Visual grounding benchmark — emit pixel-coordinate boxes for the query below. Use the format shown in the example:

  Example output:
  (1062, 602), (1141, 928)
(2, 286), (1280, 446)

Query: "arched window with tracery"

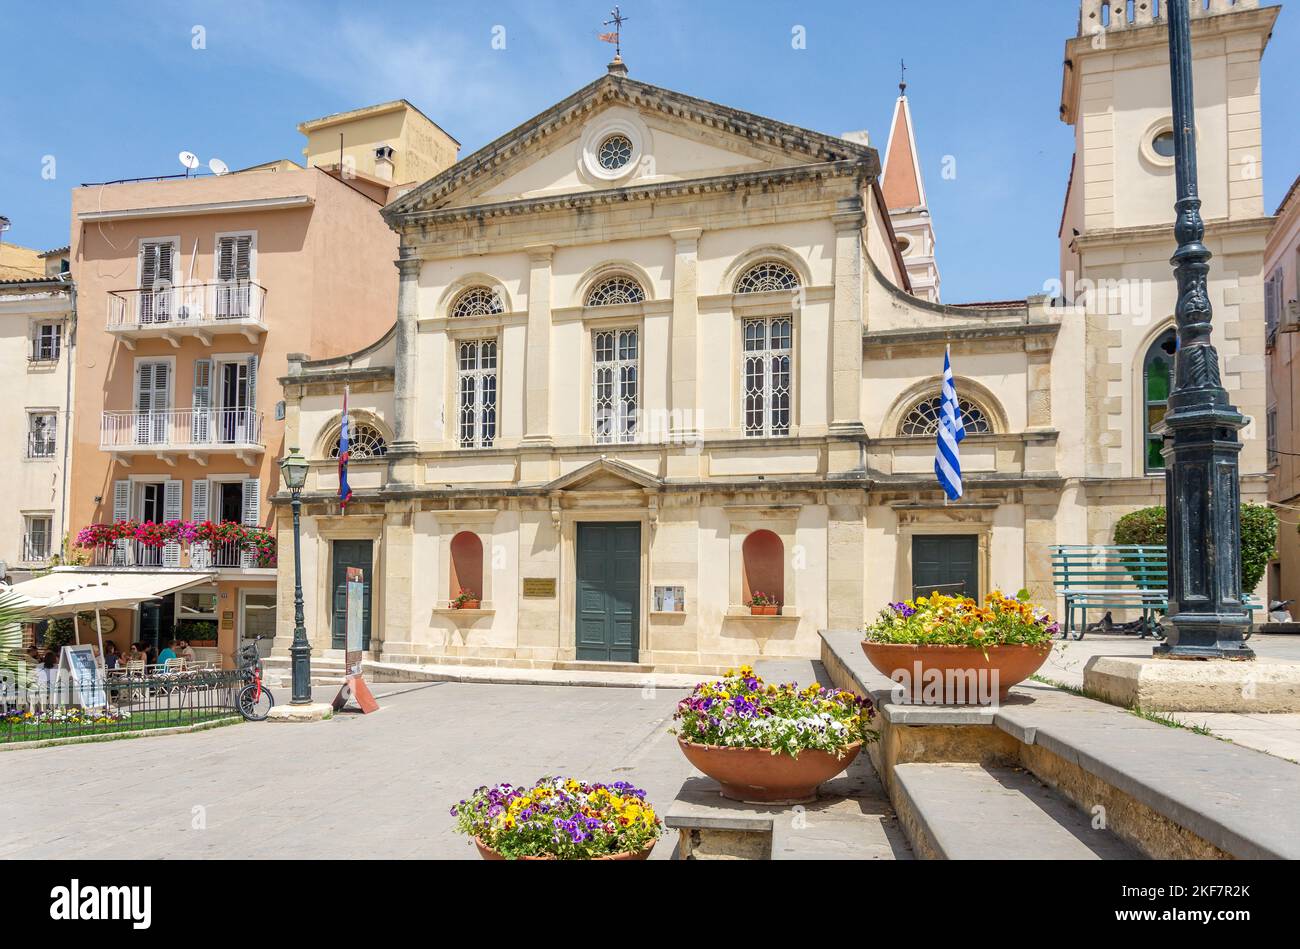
(734, 260), (800, 294)
(742, 529), (784, 607)
(329, 421), (389, 459)
(449, 531), (484, 604)
(450, 285), (505, 318)
(1143, 328), (1177, 473)
(897, 394), (993, 438)
(585, 276), (645, 307)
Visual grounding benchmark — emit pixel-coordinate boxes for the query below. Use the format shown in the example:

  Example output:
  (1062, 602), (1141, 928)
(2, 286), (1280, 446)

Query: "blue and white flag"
(338, 386), (353, 512)
(934, 346), (965, 501)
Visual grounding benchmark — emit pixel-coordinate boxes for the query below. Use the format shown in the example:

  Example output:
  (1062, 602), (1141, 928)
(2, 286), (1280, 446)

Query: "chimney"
(373, 144), (395, 182)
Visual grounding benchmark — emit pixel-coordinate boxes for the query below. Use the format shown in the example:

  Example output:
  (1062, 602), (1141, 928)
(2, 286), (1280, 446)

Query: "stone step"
(665, 755), (912, 860)
(892, 763), (1141, 860)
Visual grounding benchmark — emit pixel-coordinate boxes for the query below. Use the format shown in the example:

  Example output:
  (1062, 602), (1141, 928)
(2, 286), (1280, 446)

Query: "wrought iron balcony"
(87, 538), (249, 570)
(99, 408), (264, 460)
(106, 281), (267, 346)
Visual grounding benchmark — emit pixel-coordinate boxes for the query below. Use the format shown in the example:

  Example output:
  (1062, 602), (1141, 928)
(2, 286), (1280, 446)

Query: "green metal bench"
(1050, 545), (1167, 641)
(1050, 545), (1259, 641)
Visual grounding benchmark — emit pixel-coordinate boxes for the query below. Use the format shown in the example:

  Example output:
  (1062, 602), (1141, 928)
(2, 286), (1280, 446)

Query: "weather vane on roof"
(600, 6), (628, 59)
(899, 59), (908, 95)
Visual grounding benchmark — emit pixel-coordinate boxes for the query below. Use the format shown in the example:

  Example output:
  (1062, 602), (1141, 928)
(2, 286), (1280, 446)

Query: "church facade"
(273, 0), (1277, 674)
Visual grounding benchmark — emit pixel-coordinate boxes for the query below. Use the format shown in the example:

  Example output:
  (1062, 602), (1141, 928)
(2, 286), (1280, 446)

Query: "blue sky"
(1, 0), (1295, 301)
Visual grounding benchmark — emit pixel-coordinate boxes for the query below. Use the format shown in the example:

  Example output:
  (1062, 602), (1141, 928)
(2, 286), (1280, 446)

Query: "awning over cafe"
(2, 569), (215, 613)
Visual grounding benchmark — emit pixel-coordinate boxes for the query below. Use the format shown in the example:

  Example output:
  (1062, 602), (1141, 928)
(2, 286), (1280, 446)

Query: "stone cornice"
(278, 366), (394, 390)
(392, 161), (867, 232)
(864, 321), (1060, 352)
(1073, 215), (1275, 250)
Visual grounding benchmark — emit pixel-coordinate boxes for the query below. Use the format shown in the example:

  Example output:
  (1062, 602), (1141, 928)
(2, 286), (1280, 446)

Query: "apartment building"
(0, 244), (74, 583)
(1265, 174), (1300, 603)
(63, 101), (457, 665)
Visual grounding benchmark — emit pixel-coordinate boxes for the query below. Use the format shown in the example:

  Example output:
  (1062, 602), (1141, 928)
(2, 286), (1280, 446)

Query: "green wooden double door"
(331, 539), (373, 650)
(576, 522), (640, 663)
(911, 535), (979, 600)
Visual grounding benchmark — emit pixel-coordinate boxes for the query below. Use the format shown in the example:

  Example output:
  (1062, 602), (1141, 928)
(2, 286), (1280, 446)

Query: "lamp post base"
(1156, 615), (1256, 660)
(267, 702), (335, 722)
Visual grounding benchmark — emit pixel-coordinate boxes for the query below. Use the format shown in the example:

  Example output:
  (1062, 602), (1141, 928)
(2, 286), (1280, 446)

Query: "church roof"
(882, 93), (926, 211)
(383, 67), (878, 221)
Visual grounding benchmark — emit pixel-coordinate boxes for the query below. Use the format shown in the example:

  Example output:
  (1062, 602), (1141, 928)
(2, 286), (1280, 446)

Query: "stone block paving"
(0, 681), (701, 860)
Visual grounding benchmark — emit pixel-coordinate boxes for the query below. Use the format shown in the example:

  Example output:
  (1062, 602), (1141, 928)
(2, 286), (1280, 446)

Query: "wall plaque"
(523, 577), (557, 598)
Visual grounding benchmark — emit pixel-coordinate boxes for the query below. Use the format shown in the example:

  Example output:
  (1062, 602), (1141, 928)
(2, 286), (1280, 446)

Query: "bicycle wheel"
(238, 683), (275, 721)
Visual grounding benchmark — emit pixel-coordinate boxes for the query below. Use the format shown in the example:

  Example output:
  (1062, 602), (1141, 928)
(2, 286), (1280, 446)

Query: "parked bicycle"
(238, 636), (275, 721)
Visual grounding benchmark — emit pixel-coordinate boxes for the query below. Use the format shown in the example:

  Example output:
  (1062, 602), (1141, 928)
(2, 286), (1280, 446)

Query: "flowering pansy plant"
(865, 590), (1058, 649)
(450, 777), (665, 859)
(672, 665), (876, 759)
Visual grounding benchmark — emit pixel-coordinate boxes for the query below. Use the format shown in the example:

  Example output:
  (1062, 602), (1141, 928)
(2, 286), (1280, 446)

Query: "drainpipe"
(57, 273), (76, 563)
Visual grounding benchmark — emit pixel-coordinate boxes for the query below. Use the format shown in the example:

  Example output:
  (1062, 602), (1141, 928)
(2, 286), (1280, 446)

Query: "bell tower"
(882, 72), (941, 303)
(1058, 0), (1278, 482)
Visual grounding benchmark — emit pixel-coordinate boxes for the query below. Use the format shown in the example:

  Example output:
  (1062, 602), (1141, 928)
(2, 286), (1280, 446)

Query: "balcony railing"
(88, 538), (257, 570)
(100, 408), (264, 453)
(106, 282), (267, 337)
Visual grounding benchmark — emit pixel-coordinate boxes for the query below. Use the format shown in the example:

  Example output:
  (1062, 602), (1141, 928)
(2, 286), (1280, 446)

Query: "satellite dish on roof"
(208, 158), (229, 176)
(179, 151), (200, 177)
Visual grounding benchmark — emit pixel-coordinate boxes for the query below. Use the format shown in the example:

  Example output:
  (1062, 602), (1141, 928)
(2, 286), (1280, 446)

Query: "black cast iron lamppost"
(279, 447), (313, 701)
(1157, 0), (1253, 659)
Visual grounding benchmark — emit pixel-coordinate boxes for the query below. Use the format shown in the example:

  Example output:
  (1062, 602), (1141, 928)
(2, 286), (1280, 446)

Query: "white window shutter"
(246, 355), (258, 407)
(140, 243), (157, 288)
(162, 481), (183, 567)
(192, 360), (211, 443)
(240, 478), (261, 567)
(190, 479), (211, 568)
(113, 480), (131, 565)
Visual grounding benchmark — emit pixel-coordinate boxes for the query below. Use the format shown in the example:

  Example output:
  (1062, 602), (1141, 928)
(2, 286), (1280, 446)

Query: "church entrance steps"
(819, 629), (1300, 859)
(362, 658), (700, 691)
(892, 763), (1140, 859)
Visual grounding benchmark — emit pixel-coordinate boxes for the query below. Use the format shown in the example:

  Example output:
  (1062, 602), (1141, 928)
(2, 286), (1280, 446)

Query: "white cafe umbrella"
(30, 582), (163, 659)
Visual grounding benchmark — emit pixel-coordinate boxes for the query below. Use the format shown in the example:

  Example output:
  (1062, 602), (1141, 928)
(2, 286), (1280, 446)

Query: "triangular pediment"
(384, 72), (876, 220)
(546, 457), (661, 493)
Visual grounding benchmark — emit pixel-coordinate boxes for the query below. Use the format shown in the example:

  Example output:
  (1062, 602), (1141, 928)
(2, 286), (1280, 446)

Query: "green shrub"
(1113, 503), (1277, 592)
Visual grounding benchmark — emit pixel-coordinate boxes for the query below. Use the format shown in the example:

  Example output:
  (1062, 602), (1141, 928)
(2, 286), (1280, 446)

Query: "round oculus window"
(1151, 130), (1176, 158)
(597, 133), (634, 171)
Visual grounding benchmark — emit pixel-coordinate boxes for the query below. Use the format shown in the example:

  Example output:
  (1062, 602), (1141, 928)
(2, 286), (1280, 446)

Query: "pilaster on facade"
(669, 227), (702, 440)
(521, 243), (555, 448)
(829, 203), (866, 438)
(392, 250), (423, 456)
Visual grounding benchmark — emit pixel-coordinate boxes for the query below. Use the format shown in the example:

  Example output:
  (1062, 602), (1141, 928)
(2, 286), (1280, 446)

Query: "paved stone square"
(0, 681), (702, 859)
(1042, 632), (1300, 762)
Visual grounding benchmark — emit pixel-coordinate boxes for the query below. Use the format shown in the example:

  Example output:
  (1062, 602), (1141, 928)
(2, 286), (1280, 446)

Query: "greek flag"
(338, 386), (353, 512)
(934, 346), (965, 501)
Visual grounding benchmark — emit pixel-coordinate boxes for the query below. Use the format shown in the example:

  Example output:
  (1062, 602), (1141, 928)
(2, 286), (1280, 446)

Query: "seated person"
(156, 640), (179, 667)
(175, 639), (196, 662)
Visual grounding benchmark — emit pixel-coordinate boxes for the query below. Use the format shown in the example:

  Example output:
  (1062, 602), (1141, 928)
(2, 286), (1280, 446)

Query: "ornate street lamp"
(279, 447), (314, 701)
(1157, 0), (1253, 659)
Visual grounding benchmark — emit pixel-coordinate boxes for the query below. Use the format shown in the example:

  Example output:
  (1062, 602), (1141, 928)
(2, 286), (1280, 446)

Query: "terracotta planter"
(453, 600), (480, 610)
(860, 641), (1051, 704)
(749, 605), (779, 616)
(677, 738), (862, 804)
(472, 836), (654, 861)
(188, 640), (217, 648)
